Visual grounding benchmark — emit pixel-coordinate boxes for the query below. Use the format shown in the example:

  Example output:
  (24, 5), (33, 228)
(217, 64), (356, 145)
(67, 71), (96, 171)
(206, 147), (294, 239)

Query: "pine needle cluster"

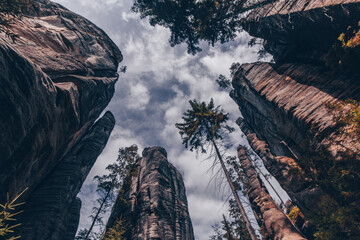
(0, 188), (27, 240)
(175, 98), (234, 153)
(102, 218), (126, 240)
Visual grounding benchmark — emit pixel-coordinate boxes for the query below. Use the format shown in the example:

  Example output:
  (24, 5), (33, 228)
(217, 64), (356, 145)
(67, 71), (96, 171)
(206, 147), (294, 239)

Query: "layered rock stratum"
(0, 0), (121, 239)
(231, 0), (360, 238)
(106, 147), (195, 240)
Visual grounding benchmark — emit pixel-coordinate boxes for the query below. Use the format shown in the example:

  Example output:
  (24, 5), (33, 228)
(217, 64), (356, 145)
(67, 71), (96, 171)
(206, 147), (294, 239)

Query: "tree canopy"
(176, 99), (258, 240)
(175, 98), (234, 153)
(131, 0), (247, 54)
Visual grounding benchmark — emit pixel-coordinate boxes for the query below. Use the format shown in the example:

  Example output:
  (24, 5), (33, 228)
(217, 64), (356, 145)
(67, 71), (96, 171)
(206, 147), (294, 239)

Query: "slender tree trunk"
(237, 146), (306, 240)
(222, 214), (234, 240)
(211, 139), (259, 240)
(85, 189), (111, 240)
(243, 152), (287, 208)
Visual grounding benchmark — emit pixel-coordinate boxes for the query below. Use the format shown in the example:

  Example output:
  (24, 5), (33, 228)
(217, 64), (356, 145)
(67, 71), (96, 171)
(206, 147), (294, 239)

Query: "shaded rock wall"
(244, 0), (360, 63)
(237, 146), (305, 240)
(0, 0), (122, 201)
(231, 62), (360, 159)
(0, 0), (121, 239)
(106, 147), (195, 240)
(231, 0), (360, 238)
(18, 112), (115, 240)
(231, 56), (360, 240)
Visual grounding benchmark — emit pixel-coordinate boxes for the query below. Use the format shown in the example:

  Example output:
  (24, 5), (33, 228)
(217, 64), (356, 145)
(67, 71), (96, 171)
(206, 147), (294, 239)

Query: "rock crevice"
(106, 147), (195, 240)
(231, 0), (360, 238)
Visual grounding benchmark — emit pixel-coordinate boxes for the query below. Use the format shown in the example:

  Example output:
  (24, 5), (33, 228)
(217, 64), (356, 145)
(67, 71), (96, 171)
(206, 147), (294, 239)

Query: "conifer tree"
(76, 145), (140, 240)
(210, 223), (224, 240)
(176, 99), (258, 240)
(209, 201), (252, 240)
(222, 214), (235, 240)
(131, 0), (248, 54)
(102, 218), (126, 240)
(131, 0), (277, 54)
(228, 199), (252, 240)
(0, 188), (27, 240)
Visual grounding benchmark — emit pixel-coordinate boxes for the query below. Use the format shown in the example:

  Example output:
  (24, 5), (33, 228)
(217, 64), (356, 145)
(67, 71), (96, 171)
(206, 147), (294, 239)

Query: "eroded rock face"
(244, 0), (360, 63)
(237, 146), (305, 240)
(231, 62), (360, 159)
(230, 61), (360, 215)
(106, 147), (195, 240)
(18, 112), (115, 240)
(237, 118), (325, 215)
(0, 0), (121, 239)
(0, 0), (122, 200)
(232, 0), (360, 238)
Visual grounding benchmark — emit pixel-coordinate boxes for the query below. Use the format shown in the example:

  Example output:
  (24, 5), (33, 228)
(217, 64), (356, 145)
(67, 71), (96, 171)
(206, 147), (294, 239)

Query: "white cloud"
(127, 83), (150, 110)
(188, 194), (229, 239)
(54, 0), (266, 239)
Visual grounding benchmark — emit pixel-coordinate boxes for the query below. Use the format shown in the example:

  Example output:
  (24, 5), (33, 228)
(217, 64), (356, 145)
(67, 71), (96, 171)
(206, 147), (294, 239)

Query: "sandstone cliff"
(237, 146), (305, 240)
(244, 0), (360, 64)
(231, 0), (360, 238)
(0, 0), (121, 239)
(106, 147), (195, 240)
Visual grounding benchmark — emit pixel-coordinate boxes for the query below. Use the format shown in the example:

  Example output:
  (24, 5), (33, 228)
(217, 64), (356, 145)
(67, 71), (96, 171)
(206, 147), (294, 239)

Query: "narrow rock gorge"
(0, 0), (121, 239)
(106, 147), (195, 240)
(2, 0), (360, 239)
(231, 0), (360, 238)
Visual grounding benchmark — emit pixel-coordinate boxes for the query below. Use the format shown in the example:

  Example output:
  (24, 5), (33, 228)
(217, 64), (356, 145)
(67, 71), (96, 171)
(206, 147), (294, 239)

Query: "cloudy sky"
(53, 0), (278, 239)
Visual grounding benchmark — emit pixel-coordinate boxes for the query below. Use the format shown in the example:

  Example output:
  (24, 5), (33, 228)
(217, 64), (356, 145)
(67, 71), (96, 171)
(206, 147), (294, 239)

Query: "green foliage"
(76, 145), (140, 240)
(177, 100), (259, 239)
(210, 223), (224, 240)
(296, 149), (360, 239)
(103, 218), (126, 240)
(209, 200), (252, 240)
(216, 74), (232, 90)
(325, 21), (360, 73)
(0, 0), (32, 41)
(228, 199), (252, 240)
(326, 99), (360, 138)
(0, 188), (27, 240)
(131, 0), (247, 54)
(175, 98), (234, 153)
(288, 206), (300, 222)
(310, 196), (360, 240)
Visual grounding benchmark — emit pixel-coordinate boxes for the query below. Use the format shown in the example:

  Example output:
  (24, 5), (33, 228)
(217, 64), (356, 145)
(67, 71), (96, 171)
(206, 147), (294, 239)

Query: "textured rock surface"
(237, 146), (305, 240)
(18, 112), (115, 240)
(106, 147), (195, 240)
(237, 118), (325, 216)
(0, 0), (122, 201)
(64, 198), (82, 240)
(244, 0), (360, 63)
(231, 62), (360, 160)
(0, 0), (121, 239)
(231, 0), (360, 237)
(230, 61), (360, 216)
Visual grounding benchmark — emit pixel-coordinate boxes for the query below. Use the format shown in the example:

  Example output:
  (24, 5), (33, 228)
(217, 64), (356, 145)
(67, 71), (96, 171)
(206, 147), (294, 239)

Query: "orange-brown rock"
(237, 146), (305, 240)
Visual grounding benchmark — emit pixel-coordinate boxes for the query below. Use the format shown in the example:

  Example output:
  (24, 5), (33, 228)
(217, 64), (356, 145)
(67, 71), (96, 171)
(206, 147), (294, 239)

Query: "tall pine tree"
(176, 99), (258, 240)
